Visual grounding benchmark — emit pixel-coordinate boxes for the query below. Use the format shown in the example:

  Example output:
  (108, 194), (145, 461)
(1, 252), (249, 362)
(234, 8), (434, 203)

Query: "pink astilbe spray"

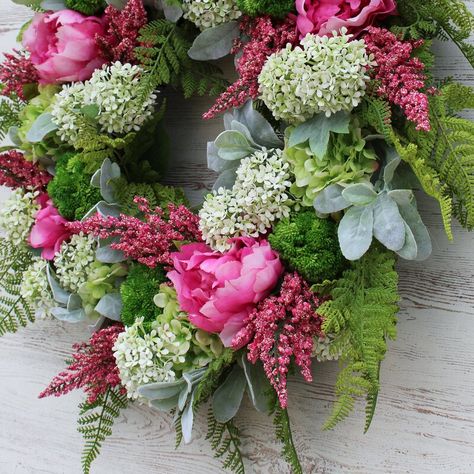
(232, 272), (324, 408)
(68, 197), (201, 268)
(39, 325), (125, 404)
(0, 50), (38, 99)
(204, 15), (298, 119)
(95, 0), (147, 63)
(0, 150), (51, 190)
(363, 27), (434, 132)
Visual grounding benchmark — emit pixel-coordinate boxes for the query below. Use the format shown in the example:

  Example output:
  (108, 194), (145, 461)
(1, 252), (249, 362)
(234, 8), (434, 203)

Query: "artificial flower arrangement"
(0, 0), (473, 472)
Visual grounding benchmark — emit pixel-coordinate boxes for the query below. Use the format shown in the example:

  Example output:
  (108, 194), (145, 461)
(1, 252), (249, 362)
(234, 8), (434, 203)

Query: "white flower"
(0, 189), (40, 246)
(183, 0), (241, 30)
(51, 62), (157, 145)
(258, 29), (375, 123)
(54, 233), (96, 293)
(199, 148), (294, 251)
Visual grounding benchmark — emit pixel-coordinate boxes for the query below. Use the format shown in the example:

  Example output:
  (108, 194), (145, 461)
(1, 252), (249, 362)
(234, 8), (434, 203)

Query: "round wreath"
(0, 0), (473, 472)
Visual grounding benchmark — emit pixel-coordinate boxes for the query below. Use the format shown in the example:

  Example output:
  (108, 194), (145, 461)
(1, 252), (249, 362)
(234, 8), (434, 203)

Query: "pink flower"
(22, 10), (106, 84)
(296, 0), (397, 38)
(167, 237), (283, 346)
(29, 194), (71, 260)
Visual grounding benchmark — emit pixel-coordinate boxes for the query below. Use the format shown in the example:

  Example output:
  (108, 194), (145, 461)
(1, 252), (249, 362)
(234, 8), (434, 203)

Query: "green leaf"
(81, 104), (100, 119)
(26, 112), (58, 143)
(313, 184), (350, 213)
(372, 193), (406, 251)
(341, 183), (378, 206)
(338, 206), (374, 260)
(94, 293), (122, 321)
(212, 365), (246, 423)
(215, 130), (254, 161)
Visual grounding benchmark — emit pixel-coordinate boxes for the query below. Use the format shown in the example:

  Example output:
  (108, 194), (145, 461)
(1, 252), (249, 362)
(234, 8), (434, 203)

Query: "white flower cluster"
(199, 148), (293, 251)
(21, 257), (55, 319)
(312, 334), (343, 362)
(183, 0), (241, 30)
(52, 62), (157, 144)
(0, 189), (39, 246)
(113, 318), (189, 400)
(54, 233), (96, 293)
(258, 29), (374, 123)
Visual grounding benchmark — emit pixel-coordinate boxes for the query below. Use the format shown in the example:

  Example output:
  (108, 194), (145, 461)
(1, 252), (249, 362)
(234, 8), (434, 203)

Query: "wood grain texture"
(0, 2), (474, 473)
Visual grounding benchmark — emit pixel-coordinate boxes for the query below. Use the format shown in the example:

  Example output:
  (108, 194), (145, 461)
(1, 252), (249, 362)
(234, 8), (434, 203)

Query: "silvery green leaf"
(51, 307), (86, 323)
(372, 193), (406, 251)
(288, 111), (350, 158)
(41, 0), (66, 8)
(207, 142), (224, 172)
(188, 21), (240, 60)
(387, 189), (413, 206)
(96, 244), (126, 263)
(383, 148), (401, 185)
(338, 205), (374, 260)
(46, 265), (70, 305)
(97, 201), (121, 217)
(81, 203), (99, 220)
(67, 294), (82, 311)
(230, 120), (257, 146)
(178, 387), (190, 412)
(100, 158), (121, 202)
(212, 365), (246, 423)
(396, 222), (418, 260)
(181, 393), (195, 444)
(162, 0), (183, 22)
(212, 167), (238, 190)
(398, 202), (432, 261)
(138, 379), (186, 400)
(241, 355), (272, 414)
(90, 168), (101, 188)
(215, 130), (254, 161)
(150, 395), (180, 412)
(341, 183), (378, 206)
(8, 126), (21, 146)
(88, 315), (106, 334)
(313, 184), (350, 213)
(94, 293), (122, 321)
(26, 112), (58, 143)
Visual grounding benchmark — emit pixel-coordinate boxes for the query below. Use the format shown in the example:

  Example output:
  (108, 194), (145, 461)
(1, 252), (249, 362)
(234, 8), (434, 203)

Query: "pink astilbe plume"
(0, 150), (51, 190)
(95, 0), (147, 63)
(39, 325), (125, 404)
(232, 272), (324, 408)
(363, 27), (435, 132)
(204, 15), (298, 119)
(68, 197), (201, 268)
(0, 50), (38, 99)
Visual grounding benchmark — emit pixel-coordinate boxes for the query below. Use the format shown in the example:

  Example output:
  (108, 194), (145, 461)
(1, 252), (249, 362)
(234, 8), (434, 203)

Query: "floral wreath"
(0, 0), (473, 472)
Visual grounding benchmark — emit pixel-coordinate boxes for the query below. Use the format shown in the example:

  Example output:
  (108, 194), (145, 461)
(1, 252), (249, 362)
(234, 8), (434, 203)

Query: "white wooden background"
(0, 2), (474, 473)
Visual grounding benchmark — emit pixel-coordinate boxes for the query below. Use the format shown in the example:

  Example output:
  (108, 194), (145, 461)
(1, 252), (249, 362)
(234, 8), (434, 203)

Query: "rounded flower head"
(258, 29), (374, 123)
(22, 9), (106, 84)
(183, 0), (242, 30)
(167, 237), (283, 347)
(296, 0), (397, 38)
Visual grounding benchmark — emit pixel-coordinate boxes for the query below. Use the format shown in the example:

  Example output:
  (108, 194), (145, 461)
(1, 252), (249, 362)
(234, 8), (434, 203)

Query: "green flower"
(284, 123), (378, 206)
(183, 0), (242, 30)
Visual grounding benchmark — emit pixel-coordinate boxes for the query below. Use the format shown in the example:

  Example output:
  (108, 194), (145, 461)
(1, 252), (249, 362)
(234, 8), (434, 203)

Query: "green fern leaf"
(273, 405), (303, 474)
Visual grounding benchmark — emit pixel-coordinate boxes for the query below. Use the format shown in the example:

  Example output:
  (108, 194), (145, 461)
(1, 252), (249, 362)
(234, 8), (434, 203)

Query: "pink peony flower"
(22, 10), (106, 84)
(29, 193), (71, 260)
(295, 0), (397, 38)
(167, 237), (283, 346)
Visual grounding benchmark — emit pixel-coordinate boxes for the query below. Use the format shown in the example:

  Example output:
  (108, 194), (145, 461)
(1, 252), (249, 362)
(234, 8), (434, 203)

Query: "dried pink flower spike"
(0, 49), (38, 99)
(0, 150), (51, 190)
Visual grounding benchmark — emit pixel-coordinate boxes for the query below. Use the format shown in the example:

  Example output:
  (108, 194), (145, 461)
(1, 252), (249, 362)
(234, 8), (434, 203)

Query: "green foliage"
(268, 211), (345, 284)
(0, 91), (22, 141)
(206, 408), (245, 474)
(236, 0), (295, 17)
(193, 349), (235, 409)
(48, 152), (102, 220)
(65, 0), (105, 15)
(318, 247), (399, 431)
(273, 405), (303, 474)
(77, 387), (128, 474)
(0, 239), (34, 337)
(120, 263), (167, 328)
(394, 0), (474, 67)
(135, 19), (228, 100)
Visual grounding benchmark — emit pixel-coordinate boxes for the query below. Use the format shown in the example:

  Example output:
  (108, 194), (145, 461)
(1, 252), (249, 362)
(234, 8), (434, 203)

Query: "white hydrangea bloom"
(52, 62), (157, 144)
(21, 257), (55, 319)
(312, 334), (343, 362)
(113, 318), (188, 401)
(199, 148), (294, 251)
(54, 233), (96, 293)
(183, 0), (241, 30)
(0, 189), (40, 246)
(258, 28), (375, 123)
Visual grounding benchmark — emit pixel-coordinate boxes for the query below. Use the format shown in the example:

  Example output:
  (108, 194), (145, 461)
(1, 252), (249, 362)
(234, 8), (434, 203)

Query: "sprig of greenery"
(273, 405), (303, 474)
(0, 90), (23, 141)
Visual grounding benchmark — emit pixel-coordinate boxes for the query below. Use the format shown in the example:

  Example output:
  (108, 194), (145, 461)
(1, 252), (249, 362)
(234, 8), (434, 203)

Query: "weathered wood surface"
(0, 2), (474, 473)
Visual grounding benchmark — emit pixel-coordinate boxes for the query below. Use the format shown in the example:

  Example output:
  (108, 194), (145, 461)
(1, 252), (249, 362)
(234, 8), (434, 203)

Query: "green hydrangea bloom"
(47, 153), (102, 220)
(65, 0), (105, 15)
(284, 123), (378, 206)
(268, 211), (345, 284)
(236, 0), (294, 17)
(17, 85), (60, 161)
(120, 264), (167, 328)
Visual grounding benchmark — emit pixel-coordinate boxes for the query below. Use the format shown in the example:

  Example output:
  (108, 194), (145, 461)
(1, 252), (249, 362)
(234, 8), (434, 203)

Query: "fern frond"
(273, 405), (303, 474)
(0, 92), (23, 141)
(78, 388), (128, 474)
(319, 247), (399, 431)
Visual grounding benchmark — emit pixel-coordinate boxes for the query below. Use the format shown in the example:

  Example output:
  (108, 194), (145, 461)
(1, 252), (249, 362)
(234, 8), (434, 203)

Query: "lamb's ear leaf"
(94, 293), (123, 321)
(383, 148), (402, 185)
(341, 183), (378, 206)
(161, 0), (183, 22)
(314, 184), (350, 213)
(96, 244), (126, 263)
(149, 394), (180, 412)
(138, 379), (186, 401)
(212, 364), (246, 423)
(338, 205), (374, 260)
(26, 112), (58, 143)
(51, 307), (86, 323)
(396, 222), (418, 260)
(241, 354), (273, 414)
(372, 193), (406, 251)
(215, 130), (254, 161)
(181, 393), (195, 444)
(46, 265), (70, 305)
(398, 202), (432, 261)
